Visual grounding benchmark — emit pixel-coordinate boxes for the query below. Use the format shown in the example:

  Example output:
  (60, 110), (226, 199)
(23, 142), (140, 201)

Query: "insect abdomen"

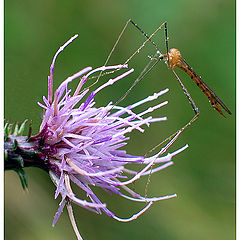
(179, 63), (224, 116)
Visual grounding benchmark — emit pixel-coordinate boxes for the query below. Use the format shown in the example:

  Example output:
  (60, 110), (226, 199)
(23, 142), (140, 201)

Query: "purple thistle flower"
(35, 35), (188, 239)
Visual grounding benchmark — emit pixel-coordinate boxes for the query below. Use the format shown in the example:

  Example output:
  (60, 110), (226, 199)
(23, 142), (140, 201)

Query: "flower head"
(34, 35), (187, 239)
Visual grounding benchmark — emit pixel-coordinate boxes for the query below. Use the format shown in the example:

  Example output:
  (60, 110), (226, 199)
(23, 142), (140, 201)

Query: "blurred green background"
(4, 0), (235, 239)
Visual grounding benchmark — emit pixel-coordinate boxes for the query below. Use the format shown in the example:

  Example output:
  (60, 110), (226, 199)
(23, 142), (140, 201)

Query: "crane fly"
(160, 48), (232, 116)
(129, 19), (232, 120)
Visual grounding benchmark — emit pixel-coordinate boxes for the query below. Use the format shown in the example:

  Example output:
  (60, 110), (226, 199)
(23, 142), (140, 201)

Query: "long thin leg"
(172, 69), (200, 130)
(124, 20), (166, 65)
(85, 19), (133, 91)
(172, 69), (199, 115)
(144, 69), (200, 156)
(129, 19), (162, 53)
(164, 22), (169, 66)
(83, 19), (166, 92)
(130, 20), (169, 61)
(146, 69), (200, 155)
(153, 69), (200, 144)
(95, 20), (164, 114)
(114, 52), (161, 106)
(101, 19), (168, 106)
(104, 19), (132, 66)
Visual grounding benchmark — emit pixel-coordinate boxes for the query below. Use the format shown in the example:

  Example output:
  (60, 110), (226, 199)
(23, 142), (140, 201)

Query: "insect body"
(163, 48), (232, 116)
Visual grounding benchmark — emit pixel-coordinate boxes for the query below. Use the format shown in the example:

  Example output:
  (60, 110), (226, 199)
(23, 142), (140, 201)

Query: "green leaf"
(13, 123), (19, 136)
(27, 121), (32, 140)
(18, 120), (28, 136)
(14, 168), (28, 190)
(4, 123), (9, 141)
(7, 123), (13, 136)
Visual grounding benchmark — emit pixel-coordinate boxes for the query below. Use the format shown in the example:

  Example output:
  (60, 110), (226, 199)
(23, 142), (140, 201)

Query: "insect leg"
(172, 69), (199, 115)
(163, 22), (169, 67)
(172, 69), (199, 129)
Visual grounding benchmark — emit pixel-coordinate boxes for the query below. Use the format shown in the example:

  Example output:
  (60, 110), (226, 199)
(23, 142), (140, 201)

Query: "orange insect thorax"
(167, 48), (183, 69)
